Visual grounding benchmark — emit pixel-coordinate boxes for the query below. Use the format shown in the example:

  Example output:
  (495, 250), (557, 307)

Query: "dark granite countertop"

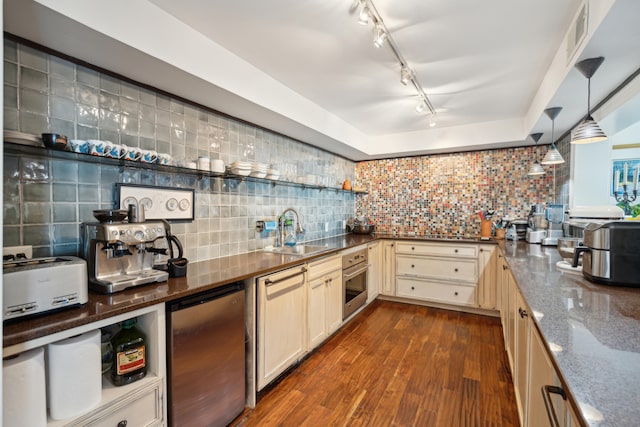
(3, 233), (376, 348)
(500, 240), (640, 427)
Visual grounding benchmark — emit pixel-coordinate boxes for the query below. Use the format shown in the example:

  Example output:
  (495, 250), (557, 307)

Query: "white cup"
(159, 152), (172, 165)
(210, 159), (225, 173)
(140, 149), (158, 163)
(196, 156), (210, 171)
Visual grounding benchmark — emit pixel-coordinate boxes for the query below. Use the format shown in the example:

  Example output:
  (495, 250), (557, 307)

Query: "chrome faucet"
(277, 208), (305, 247)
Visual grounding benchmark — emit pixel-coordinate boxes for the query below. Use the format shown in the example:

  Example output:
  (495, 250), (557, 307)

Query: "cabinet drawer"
(397, 277), (476, 306)
(72, 377), (162, 426)
(308, 254), (341, 281)
(396, 242), (477, 257)
(396, 255), (477, 283)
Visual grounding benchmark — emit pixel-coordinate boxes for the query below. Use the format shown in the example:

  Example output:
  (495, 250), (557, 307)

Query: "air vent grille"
(567, 2), (588, 63)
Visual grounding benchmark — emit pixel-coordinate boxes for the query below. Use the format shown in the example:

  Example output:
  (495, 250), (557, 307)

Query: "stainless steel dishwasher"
(167, 282), (245, 427)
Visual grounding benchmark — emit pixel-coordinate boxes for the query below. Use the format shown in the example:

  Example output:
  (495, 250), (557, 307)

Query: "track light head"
(415, 100), (426, 113)
(400, 66), (411, 85)
(357, 4), (369, 25)
(373, 24), (386, 48)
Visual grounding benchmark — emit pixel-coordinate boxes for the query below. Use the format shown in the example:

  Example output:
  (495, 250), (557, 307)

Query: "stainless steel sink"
(264, 245), (330, 256)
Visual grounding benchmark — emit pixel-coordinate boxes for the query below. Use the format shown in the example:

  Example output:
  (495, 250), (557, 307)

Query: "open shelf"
(4, 142), (367, 195)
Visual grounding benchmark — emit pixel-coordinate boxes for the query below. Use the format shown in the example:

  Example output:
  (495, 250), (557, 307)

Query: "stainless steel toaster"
(573, 221), (640, 287)
(3, 256), (88, 321)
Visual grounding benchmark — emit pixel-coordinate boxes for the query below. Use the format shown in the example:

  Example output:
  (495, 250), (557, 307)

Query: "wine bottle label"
(116, 346), (146, 375)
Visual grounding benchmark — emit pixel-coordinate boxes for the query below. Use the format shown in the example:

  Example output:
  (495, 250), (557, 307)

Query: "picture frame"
(611, 159), (640, 195)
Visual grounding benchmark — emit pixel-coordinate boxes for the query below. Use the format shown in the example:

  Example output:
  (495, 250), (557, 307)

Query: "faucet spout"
(278, 208), (304, 247)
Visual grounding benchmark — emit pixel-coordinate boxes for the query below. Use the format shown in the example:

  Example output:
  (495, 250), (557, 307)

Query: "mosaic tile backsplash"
(3, 38), (355, 260)
(355, 146), (562, 237)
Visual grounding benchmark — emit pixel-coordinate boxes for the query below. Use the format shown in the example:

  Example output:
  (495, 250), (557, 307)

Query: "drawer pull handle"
(519, 308), (528, 318)
(542, 385), (567, 427)
(502, 265), (508, 270)
(117, 421), (128, 427)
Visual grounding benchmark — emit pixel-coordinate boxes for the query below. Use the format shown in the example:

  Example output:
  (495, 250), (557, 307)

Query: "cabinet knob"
(411, 264), (415, 268)
(391, 244), (394, 247)
(411, 246), (415, 250)
(454, 268), (458, 272)
(411, 286), (415, 290)
(519, 308), (528, 318)
(502, 265), (508, 271)
(454, 249), (459, 253)
(480, 248), (484, 252)
(117, 421), (128, 427)
(454, 292), (459, 296)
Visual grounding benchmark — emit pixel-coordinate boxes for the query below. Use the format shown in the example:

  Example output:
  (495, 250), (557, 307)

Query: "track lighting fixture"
(353, 0), (436, 122)
(357, 3), (369, 25)
(400, 66), (411, 85)
(571, 57), (607, 144)
(373, 24), (386, 48)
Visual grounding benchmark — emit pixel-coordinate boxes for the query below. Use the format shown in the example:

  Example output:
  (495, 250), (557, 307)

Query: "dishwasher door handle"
(264, 267), (307, 286)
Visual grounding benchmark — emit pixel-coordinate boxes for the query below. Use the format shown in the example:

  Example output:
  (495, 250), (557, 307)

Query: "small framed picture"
(611, 159), (640, 195)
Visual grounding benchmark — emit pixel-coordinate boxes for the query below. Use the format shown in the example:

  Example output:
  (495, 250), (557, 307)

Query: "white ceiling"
(149, 0), (580, 135)
(4, 0), (640, 160)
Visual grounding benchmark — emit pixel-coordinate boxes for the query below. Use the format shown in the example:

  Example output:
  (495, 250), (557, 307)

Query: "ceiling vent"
(567, 2), (588, 64)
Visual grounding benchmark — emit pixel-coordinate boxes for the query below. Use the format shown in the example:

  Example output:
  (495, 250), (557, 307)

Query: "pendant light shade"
(527, 133), (546, 176)
(571, 57), (607, 144)
(541, 107), (565, 165)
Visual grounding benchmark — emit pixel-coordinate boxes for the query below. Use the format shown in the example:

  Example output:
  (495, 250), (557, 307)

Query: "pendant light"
(571, 57), (607, 144)
(527, 133), (545, 176)
(541, 107), (565, 165)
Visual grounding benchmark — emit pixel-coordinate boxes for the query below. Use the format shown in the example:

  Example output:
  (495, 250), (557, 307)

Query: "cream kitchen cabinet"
(514, 284), (530, 426)
(499, 254), (514, 369)
(381, 241), (396, 296)
(367, 242), (381, 302)
(2, 304), (166, 427)
(307, 254), (342, 351)
(394, 241), (500, 309)
(527, 325), (568, 427)
(477, 245), (498, 309)
(256, 265), (308, 391)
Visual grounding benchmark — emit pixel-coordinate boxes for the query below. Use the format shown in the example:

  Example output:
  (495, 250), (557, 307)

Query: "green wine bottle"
(110, 318), (147, 386)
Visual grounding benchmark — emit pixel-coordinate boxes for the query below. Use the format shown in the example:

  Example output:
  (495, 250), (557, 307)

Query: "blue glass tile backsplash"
(3, 38), (356, 260)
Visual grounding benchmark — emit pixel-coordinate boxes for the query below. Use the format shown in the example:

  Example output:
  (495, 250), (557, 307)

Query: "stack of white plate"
(250, 162), (268, 178)
(266, 168), (280, 180)
(229, 161), (252, 176)
(4, 131), (42, 147)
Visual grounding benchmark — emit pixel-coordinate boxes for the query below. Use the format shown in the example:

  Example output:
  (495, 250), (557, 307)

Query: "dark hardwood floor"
(235, 300), (519, 426)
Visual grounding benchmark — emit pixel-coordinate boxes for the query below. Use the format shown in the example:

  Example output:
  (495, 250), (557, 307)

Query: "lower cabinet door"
(396, 277), (476, 306)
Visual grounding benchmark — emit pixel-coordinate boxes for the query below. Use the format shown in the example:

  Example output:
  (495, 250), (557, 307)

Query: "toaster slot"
(5, 302), (37, 318)
(52, 294), (79, 307)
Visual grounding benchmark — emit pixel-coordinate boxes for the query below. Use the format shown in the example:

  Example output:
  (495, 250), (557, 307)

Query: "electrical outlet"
(324, 222), (329, 232)
(3, 245), (33, 260)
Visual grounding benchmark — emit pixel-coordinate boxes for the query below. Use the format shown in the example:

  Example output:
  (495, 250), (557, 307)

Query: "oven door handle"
(343, 265), (369, 281)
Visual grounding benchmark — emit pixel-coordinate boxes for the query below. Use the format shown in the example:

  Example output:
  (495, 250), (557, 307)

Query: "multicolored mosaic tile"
(356, 146), (562, 237)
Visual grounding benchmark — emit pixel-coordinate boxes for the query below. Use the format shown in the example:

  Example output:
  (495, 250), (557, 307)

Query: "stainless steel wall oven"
(342, 247), (368, 319)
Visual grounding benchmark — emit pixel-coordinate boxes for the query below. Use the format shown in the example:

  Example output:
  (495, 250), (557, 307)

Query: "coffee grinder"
(541, 204), (566, 246)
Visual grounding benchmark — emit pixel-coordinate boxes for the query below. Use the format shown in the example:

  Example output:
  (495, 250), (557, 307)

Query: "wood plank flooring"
(234, 300), (519, 426)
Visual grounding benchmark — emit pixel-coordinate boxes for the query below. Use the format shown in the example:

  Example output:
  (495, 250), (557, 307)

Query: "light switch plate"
(116, 184), (195, 221)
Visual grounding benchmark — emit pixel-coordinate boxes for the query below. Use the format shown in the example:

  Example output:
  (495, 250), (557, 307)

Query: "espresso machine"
(81, 209), (170, 293)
